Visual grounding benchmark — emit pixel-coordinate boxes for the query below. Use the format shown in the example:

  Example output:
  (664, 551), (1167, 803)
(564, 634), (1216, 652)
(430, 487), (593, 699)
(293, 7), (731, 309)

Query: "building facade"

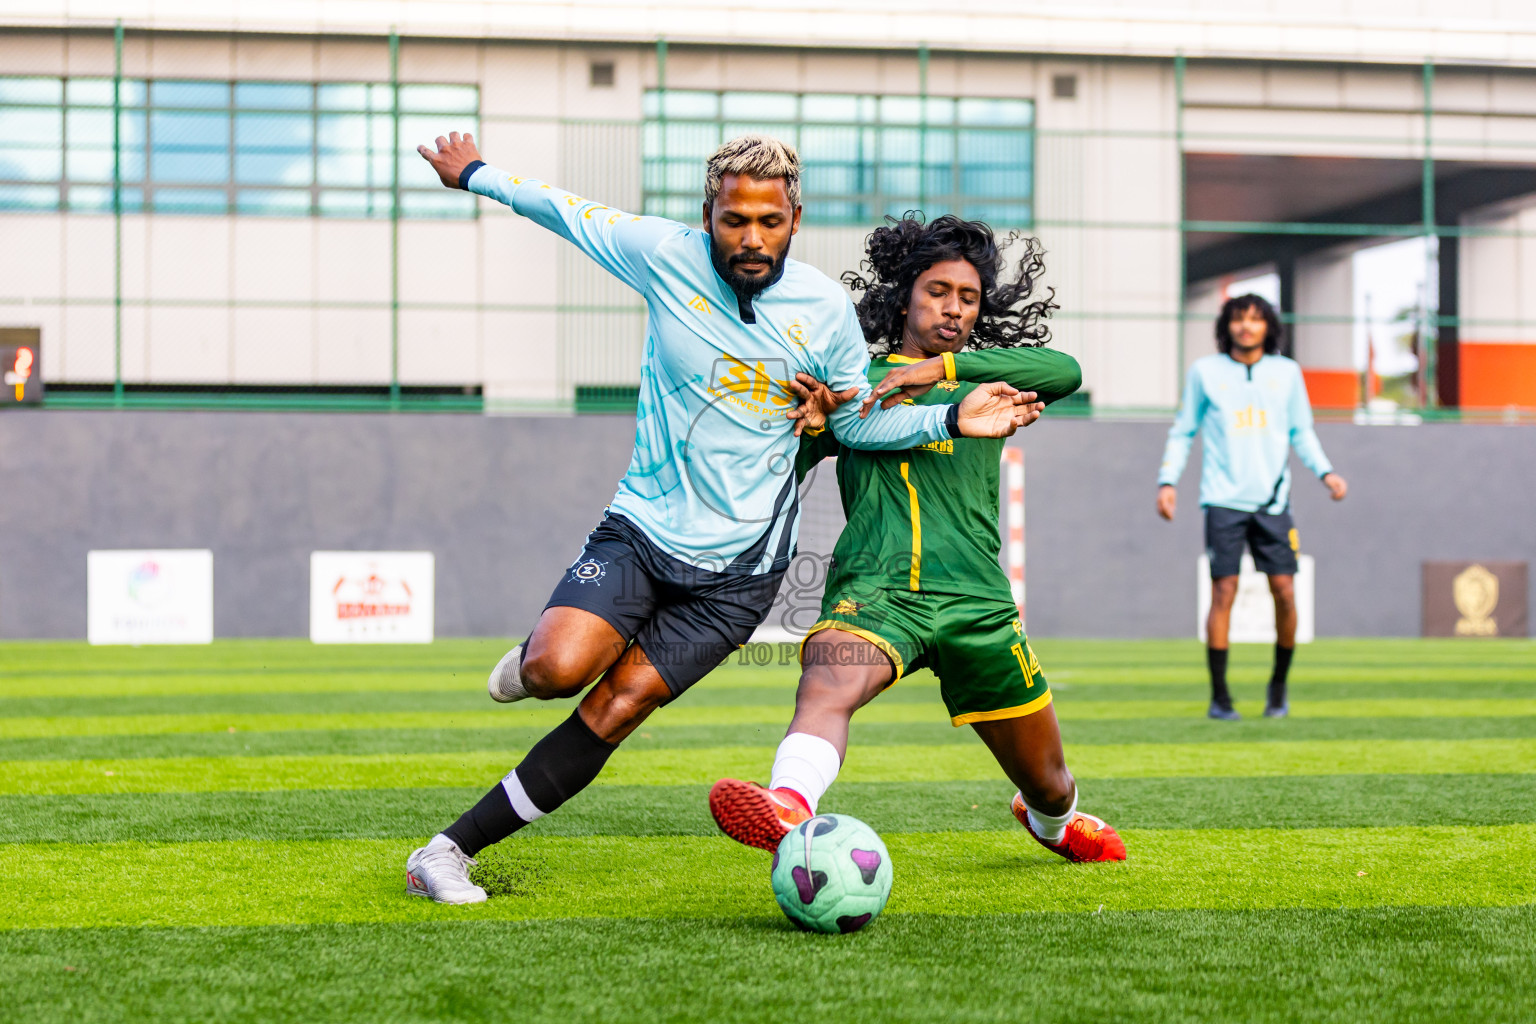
(3, 3), (1536, 412)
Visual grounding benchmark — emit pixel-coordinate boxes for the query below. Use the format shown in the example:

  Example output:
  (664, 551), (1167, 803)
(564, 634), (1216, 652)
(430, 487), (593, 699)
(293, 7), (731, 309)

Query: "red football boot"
(709, 778), (813, 852)
(1011, 792), (1128, 862)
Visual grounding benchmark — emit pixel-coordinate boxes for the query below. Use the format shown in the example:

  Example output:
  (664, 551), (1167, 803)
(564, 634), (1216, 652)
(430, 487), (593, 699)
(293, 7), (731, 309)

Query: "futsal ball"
(770, 813), (892, 934)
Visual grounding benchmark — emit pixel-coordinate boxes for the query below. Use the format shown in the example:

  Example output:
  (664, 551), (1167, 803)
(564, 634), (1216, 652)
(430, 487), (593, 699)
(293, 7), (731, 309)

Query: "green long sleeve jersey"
(797, 345), (1082, 602)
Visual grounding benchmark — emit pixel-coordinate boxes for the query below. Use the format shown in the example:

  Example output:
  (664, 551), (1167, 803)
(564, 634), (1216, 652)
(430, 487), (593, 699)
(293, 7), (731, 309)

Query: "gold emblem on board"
(1453, 564), (1499, 636)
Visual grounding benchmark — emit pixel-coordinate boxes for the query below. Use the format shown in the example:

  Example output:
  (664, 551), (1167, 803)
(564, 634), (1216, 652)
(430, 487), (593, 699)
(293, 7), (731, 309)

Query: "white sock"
(500, 769), (547, 822)
(1024, 788), (1079, 843)
(427, 832), (459, 852)
(769, 732), (842, 813)
(488, 644), (529, 702)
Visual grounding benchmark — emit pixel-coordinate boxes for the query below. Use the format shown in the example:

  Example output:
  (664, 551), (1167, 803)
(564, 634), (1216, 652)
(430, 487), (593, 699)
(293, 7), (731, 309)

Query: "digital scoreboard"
(0, 328), (42, 405)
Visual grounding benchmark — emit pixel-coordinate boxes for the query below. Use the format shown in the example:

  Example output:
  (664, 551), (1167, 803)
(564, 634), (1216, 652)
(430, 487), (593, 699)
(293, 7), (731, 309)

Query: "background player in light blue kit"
(1157, 294), (1348, 720)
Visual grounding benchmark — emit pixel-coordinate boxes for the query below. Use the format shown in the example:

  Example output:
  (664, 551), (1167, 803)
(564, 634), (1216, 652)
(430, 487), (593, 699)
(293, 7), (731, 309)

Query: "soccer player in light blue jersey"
(400, 131), (1042, 903)
(1157, 294), (1348, 721)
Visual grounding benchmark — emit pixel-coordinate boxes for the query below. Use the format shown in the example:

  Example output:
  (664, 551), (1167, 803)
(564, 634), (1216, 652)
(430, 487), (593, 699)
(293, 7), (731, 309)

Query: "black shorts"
(544, 513), (785, 697)
(1204, 505), (1299, 579)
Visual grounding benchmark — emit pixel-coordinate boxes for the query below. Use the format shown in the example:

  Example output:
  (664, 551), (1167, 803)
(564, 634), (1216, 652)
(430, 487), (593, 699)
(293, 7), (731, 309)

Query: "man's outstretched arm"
(418, 132), (682, 293)
(861, 347), (1082, 413)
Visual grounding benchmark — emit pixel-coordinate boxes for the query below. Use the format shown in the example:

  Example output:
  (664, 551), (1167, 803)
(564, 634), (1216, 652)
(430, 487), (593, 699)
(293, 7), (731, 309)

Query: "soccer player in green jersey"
(710, 215), (1126, 863)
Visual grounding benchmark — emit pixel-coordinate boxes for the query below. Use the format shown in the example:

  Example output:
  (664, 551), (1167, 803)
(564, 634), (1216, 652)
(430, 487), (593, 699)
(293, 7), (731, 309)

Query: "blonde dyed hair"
(704, 133), (802, 209)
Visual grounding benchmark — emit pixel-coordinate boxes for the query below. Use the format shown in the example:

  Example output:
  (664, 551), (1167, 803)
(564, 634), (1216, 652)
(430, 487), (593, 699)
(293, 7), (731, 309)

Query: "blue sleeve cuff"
(944, 405), (962, 438)
(458, 160), (486, 191)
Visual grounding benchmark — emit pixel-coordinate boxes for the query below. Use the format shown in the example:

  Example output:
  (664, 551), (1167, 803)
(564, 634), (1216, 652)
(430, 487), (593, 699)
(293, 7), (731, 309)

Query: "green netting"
(1, 34), (1534, 414)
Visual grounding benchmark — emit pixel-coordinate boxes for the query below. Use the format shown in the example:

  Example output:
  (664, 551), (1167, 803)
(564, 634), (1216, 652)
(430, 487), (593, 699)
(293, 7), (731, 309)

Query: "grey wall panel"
(0, 411), (635, 639)
(1, 410), (1531, 639)
(1020, 419), (1536, 638)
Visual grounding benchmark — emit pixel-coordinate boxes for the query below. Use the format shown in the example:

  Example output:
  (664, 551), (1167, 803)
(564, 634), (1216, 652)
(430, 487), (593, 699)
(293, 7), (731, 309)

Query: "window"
(0, 76), (479, 218)
(642, 89), (1033, 227)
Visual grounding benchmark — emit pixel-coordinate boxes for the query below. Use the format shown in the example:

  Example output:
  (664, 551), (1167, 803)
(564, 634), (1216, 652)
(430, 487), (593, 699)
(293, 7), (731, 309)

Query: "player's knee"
(1026, 765), (1076, 816)
(1211, 577), (1239, 608)
(519, 649), (589, 700)
(1269, 577), (1296, 605)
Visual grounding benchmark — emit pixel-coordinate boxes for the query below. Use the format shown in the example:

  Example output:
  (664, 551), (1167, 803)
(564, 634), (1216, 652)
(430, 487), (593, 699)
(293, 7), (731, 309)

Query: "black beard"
(708, 234), (789, 300)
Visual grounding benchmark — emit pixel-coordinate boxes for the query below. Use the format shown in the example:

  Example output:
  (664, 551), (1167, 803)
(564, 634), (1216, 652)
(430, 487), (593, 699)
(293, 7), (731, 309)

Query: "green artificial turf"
(2, 637), (1532, 1022)
(3, 773), (1533, 844)
(4, 908), (1532, 1024)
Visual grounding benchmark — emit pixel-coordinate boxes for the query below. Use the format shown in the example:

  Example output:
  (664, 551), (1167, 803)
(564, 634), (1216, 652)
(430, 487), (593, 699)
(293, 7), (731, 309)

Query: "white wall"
(1461, 195), (1536, 344)
(0, 33), (634, 403)
(1185, 62), (1536, 164)
(1293, 247), (1357, 369)
(11, 1), (1536, 66)
(0, 32), (1185, 409)
(9, 31), (1535, 408)
(651, 49), (1182, 409)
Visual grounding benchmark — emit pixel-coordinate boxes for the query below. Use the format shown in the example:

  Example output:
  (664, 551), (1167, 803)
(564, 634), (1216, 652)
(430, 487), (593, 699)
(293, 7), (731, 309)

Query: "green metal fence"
(2, 29), (1536, 417)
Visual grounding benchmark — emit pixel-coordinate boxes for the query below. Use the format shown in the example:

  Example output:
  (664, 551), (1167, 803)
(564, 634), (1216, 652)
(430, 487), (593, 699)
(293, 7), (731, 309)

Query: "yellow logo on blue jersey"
(709, 355), (793, 416)
(687, 295), (712, 315)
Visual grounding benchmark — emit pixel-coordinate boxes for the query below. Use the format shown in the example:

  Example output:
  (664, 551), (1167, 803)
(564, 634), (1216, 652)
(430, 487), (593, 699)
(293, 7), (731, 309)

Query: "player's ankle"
(768, 732), (841, 813)
(772, 787), (812, 816)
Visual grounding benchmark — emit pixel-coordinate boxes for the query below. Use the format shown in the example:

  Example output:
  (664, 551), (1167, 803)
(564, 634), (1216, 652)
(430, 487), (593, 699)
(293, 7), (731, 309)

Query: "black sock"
(441, 710), (618, 857)
(1207, 647), (1232, 708)
(442, 781), (519, 858)
(1269, 644), (1295, 703)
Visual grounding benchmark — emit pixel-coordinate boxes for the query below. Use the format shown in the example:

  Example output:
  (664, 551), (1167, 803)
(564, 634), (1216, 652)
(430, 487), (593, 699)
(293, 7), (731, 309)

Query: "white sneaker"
(405, 836), (487, 904)
(488, 644), (527, 703)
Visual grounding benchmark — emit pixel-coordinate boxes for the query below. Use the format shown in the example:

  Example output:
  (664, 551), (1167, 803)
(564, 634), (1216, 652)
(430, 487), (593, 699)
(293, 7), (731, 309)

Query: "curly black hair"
(1215, 293), (1282, 356)
(840, 213), (1057, 356)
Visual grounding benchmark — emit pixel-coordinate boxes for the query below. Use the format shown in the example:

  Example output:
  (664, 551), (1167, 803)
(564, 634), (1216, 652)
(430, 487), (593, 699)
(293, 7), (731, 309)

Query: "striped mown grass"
(3, 637), (1533, 1022)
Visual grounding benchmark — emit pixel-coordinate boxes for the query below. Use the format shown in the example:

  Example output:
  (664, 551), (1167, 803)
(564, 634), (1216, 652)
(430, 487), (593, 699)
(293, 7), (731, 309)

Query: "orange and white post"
(1002, 447), (1025, 626)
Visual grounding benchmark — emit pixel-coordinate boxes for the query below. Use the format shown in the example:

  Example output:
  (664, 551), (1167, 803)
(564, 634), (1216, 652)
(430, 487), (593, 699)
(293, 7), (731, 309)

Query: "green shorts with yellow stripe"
(803, 586), (1051, 727)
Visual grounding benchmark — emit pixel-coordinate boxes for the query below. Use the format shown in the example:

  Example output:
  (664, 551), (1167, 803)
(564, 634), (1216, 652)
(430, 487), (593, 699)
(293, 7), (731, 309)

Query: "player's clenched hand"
(417, 131), (483, 189)
(954, 382), (1042, 438)
(863, 356), (944, 415)
(1156, 484), (1177, 521)
(1323, 472), (1348, 501)
(785, 373), (858, 437)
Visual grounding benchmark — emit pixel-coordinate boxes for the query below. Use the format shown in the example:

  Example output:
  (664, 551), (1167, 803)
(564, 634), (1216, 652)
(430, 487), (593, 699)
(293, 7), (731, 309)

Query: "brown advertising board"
(1422, 562), (1528, 638)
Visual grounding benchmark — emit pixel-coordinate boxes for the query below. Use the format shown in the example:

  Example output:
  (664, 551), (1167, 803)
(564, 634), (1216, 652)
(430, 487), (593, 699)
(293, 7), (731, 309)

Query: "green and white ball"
(770, 813), (893, 934)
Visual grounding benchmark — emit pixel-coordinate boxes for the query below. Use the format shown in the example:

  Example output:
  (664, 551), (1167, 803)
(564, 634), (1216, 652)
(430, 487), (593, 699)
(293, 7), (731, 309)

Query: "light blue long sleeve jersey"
(469, 165), (955, 574)
(1158, 353), (1334, 513)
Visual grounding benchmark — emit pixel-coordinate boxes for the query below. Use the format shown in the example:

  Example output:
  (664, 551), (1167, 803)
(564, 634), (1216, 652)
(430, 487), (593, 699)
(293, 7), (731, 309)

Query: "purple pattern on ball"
(836, 913), (873, 933)
(850, 848), (882, 885)
(792, 866), (828, 904)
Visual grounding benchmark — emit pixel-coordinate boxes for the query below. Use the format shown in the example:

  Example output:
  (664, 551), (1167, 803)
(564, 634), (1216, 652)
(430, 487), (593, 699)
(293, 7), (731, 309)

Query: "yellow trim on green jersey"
(950, 689), (1053, 727)
(799, 347), (1081, 603)
(900, 461), (921, 590)
(800, 620), (907, 683)
(941, 350), (956, 380)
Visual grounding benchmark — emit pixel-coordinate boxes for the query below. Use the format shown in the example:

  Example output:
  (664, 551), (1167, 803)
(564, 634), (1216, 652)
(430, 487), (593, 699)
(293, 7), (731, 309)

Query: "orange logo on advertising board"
(332, 571), (414, 620)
